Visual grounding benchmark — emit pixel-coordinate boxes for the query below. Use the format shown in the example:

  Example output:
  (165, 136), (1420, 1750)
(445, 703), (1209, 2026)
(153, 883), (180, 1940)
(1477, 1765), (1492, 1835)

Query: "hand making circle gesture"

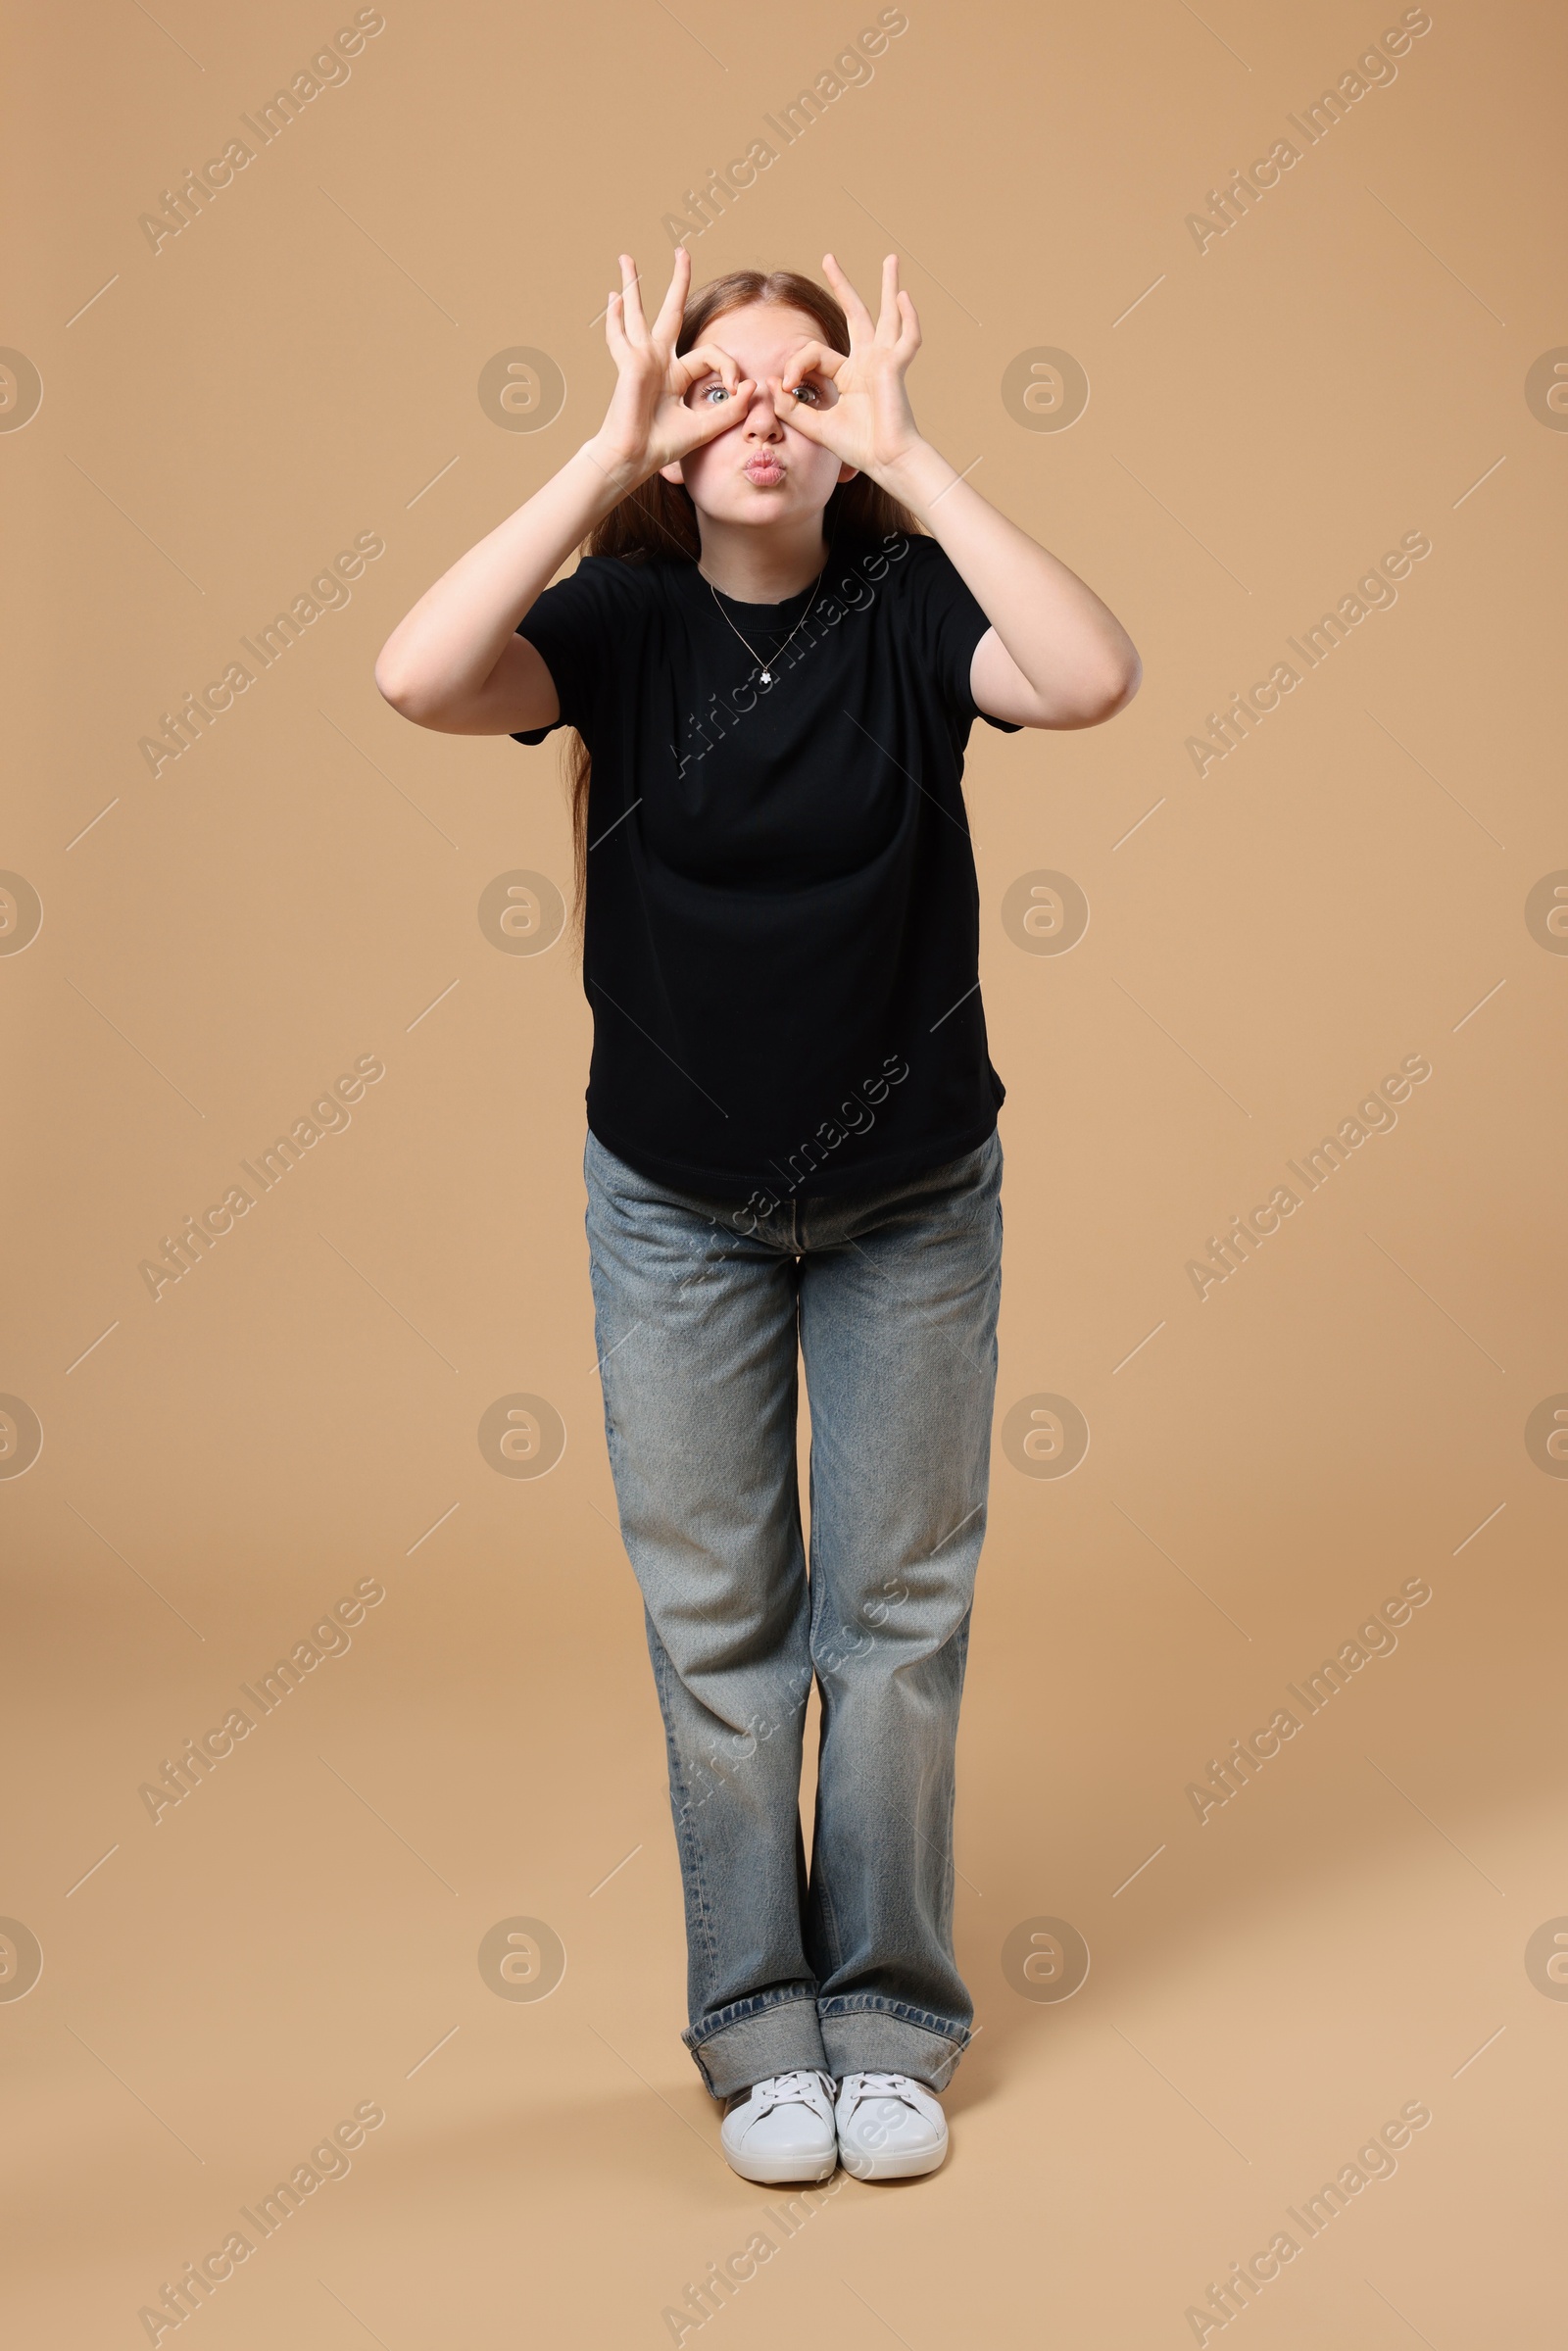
(589, 247), (757, 485)
(769, 254), (924, 485)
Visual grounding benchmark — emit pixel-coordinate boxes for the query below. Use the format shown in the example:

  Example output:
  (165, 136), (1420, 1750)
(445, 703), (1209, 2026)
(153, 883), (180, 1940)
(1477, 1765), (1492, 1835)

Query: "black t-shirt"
(513, 527), (1020, 1207)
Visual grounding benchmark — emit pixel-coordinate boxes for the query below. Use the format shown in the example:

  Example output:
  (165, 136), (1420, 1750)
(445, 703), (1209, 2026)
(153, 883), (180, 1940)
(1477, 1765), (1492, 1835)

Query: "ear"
(660, 460), (685, 485)
(836, 462), (858, 485)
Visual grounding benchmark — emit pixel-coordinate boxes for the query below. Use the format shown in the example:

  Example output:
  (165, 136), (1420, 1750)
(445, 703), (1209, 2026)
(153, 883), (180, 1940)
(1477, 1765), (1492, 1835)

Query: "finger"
(820, 252), (876, 342)
(605, 290), (633, 364)
(768, 375), (832, 443)
(875, 253), (902, 346)
(778, 339), (846, 396)
(650, 244), (691, 346)
(616, 253), (650, 345)
(893, 288), (921, 361)
(672, 340), (743, 396)
(685, 376), (757, 441)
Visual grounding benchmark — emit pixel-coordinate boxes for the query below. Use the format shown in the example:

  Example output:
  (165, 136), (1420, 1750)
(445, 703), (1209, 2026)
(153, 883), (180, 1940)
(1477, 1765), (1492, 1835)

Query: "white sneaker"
(834, 2071), (949, 2180)
(719, 2070), (838, 2184)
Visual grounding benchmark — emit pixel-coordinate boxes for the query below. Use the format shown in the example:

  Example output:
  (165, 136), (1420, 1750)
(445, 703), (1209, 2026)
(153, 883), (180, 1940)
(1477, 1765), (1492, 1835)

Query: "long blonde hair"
(559, 268), (923, 929)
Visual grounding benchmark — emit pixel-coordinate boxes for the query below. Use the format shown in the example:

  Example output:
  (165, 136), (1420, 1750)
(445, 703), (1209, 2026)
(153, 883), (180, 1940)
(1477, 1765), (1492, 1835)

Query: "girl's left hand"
(769, 254), (925, 485)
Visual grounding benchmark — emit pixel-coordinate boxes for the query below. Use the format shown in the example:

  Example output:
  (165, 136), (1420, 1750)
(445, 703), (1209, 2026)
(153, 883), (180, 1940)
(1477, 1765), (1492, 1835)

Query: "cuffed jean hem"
(818, 1999), (971, 2093)
(685, 1992), (830, 2100)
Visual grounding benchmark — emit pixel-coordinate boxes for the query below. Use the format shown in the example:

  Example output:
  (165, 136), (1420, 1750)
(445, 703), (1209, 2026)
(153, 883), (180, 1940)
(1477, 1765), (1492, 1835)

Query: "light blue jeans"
(583, 1123), (1004, 2099)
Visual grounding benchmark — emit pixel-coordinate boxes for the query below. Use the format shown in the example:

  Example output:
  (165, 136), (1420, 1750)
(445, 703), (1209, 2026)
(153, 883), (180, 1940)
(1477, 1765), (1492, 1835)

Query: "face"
(661, 302), (857, 528)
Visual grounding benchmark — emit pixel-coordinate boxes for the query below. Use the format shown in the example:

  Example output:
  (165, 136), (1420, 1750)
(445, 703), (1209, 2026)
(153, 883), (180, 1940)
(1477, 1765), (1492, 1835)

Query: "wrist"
(575, 435), (649, 503)
(876, 439), (960, 515)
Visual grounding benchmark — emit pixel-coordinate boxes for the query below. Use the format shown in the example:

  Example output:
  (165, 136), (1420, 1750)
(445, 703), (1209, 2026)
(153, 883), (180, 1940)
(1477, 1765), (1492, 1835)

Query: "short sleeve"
(895, 535), (1023, 734)
(510, 555), (641, 746)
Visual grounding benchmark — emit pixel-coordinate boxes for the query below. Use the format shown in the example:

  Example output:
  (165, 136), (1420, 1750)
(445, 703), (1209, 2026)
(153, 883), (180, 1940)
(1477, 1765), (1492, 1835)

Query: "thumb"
(686, 378), (756, 444)
(769, 378), (833, 443)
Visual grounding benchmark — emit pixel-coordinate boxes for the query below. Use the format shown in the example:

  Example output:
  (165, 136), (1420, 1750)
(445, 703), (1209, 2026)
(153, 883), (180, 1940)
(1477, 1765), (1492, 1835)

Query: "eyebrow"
(690, 358), (829, 382)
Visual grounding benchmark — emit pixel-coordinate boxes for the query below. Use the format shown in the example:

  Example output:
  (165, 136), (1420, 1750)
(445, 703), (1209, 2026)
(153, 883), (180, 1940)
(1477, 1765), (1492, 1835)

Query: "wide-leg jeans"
(583, 1123), (1003, 2099)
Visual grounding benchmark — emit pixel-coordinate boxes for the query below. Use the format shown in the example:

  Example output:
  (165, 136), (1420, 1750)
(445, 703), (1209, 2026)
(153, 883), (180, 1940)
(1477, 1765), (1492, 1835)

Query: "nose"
(740, 382), (785, 440)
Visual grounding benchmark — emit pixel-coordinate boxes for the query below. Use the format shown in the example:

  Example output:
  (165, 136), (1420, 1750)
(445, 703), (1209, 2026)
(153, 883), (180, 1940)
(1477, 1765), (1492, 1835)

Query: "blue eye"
(789, 382), (821, 405)
(701, 383), (730, 403)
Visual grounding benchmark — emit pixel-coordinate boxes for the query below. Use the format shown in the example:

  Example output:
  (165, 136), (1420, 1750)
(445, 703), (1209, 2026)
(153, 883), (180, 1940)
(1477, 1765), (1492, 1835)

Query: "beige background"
(4, 0), (1565, 2342)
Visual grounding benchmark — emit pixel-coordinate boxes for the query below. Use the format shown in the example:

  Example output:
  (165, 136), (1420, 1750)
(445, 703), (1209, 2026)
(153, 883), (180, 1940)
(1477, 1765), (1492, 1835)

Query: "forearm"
(881, 440), (1141, 719)
(373, 440), (637, 720)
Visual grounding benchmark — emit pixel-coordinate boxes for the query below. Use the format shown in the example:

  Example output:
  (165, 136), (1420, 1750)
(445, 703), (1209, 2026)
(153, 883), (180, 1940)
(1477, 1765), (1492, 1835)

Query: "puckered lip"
(742, 454), (786, 481)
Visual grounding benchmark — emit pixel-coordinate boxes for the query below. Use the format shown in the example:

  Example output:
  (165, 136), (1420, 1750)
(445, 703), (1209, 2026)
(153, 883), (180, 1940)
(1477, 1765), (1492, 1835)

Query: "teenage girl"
(376, 247), (1140, 2183)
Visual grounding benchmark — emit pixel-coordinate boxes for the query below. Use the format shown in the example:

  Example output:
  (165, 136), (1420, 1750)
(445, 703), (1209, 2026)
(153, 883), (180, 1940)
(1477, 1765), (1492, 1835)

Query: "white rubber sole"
(720, 2141), (838, 2185)
(840, 2125), (949, 2180)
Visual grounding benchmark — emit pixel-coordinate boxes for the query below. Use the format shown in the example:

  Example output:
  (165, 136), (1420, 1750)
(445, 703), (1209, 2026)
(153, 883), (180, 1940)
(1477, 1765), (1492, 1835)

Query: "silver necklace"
(704, 563), (827, 685)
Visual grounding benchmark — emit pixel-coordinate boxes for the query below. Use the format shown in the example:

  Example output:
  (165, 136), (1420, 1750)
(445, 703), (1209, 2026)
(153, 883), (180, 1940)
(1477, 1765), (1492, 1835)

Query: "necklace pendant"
(760, 669), (771, 684)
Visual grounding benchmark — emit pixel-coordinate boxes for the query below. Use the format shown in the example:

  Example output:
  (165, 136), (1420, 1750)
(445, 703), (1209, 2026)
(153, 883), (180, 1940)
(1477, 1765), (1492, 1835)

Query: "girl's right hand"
(581, 249), (754, 489)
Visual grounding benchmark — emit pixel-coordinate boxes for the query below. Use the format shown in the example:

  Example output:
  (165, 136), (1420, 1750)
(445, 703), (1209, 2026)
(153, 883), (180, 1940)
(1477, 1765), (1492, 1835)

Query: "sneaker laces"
(840, 2070), (920, 2113)
(745, 2069), (833, 2119)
